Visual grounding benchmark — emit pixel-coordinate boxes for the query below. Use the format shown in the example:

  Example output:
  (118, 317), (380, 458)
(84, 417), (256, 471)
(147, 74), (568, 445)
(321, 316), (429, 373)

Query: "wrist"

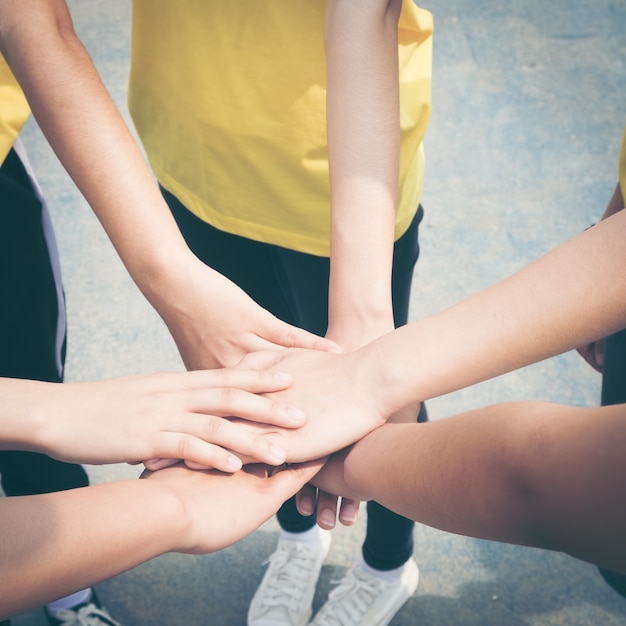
(129, 243), (198, 307)
(327, 309), (395, 351)
(133, 247), (228, 338)
(137, 477), (191, 553)
(356, 331), (422, 419)
(0, 378), (55, 454)
(138, 466), (219, 554)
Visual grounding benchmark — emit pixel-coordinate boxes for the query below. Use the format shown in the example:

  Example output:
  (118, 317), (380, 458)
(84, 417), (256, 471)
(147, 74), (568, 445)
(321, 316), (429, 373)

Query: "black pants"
(598, 328), (626, 598)
(0, 146), (88, 496)
(164, 187), (426, 570)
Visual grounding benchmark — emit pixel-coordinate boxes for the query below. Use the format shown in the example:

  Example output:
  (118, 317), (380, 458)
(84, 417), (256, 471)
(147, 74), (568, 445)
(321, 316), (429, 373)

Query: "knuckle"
(203, 416), (227, 440)
(175, 434), (195, 460)
(219, 386), (238, 407)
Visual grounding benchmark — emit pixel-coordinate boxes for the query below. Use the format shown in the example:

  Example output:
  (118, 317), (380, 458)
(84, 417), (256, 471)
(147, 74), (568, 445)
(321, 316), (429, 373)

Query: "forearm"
(0, 1), (198, 304)
(334, 403), (626, 571)
(325, 0), (401, 331)
(365, 211), (626, 414)
(0, 480), (184, 618)
(337, 415), (543, 538)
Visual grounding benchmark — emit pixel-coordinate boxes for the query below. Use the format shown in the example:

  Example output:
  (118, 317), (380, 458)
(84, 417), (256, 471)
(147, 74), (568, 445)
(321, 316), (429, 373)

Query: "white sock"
(46, 588), (92, 614)
(280, 524), (324, 546)
(359, 559), (408, 584)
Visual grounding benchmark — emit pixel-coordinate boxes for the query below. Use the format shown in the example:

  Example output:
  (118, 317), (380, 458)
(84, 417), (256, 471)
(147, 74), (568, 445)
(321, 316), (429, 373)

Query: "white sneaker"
(247, 530), (331, 626)
(310, 558), (419, 626)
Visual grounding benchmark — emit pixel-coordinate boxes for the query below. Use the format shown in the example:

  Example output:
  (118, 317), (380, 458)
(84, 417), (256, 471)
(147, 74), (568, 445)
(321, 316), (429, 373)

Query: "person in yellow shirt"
(127, 2), (433, 624)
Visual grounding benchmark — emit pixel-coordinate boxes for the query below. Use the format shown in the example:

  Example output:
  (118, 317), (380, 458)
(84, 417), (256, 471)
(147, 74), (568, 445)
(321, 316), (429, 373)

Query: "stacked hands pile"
(1, 0), (625, 621)
(6, 341), (393, 535)
(3, 210), (626, 618)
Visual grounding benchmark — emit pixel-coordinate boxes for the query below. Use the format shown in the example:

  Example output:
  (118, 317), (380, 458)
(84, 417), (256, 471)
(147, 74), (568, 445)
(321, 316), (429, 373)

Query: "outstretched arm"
(0, 369), (306, 471)
(311, 402), (626, 574)
(0, 459), (324, 619)
(245, 209), (626, 462)
(0, 0), (337, 370)
(371, 210), (626, 417)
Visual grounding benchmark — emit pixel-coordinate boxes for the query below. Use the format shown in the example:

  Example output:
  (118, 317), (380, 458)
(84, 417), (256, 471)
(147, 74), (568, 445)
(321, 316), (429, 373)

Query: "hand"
(34, 368), (308, 471)
(141, 459), (326, 554)
(295, 443), (367, 530)
(154, 258), (340, 370)
(296, 480), (360, 530)
(308, 446), (372, 504)
(233, 348), (387, 462)
(326, 308), (395, 354)
(577, 338), (605, 373)
(298, 396), (421, 526)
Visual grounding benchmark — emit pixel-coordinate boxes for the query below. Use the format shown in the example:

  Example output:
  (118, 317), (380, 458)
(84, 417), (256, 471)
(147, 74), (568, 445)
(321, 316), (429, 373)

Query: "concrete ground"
(10, 0), (626, 624)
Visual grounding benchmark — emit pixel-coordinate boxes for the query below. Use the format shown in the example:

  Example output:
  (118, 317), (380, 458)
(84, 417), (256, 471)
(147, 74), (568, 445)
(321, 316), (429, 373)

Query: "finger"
(189, 389), (306, 428)
(216, 368), (295, 392)
(269, 459), (327, 501)
(576, 344), (603, 373)
(235, 350), (287, 371)
(337, 498), (360, 526)
(316, 489), (340, 530)
(158, 421), (288, 469)
(295, 483), (318, 517)
(143, 457), (180, 471)
(275, 324), (342, 354)
(178, 367), (294, 393)
(594, 342), (605, 371)
(184, 459), (228, 471)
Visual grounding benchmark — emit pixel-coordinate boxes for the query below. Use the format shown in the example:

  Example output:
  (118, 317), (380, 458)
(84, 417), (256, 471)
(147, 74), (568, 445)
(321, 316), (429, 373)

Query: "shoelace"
(259, 543), (321, 610)
(52, 603), (121, 626)
(314, 571), (383, 626)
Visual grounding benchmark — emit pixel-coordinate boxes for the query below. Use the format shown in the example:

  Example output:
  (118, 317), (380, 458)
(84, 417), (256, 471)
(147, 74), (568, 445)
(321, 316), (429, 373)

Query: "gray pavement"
(10, 0), (626, 624)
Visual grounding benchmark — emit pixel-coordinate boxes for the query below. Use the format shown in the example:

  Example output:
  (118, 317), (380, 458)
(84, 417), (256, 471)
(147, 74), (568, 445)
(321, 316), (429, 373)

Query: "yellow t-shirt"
(0, 55), (30, 163)
(129, 1), (432, 256)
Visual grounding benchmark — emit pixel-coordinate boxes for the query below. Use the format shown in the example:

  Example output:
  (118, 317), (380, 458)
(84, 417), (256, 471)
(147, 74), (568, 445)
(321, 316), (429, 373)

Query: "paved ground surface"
(9, 0), (626, 624)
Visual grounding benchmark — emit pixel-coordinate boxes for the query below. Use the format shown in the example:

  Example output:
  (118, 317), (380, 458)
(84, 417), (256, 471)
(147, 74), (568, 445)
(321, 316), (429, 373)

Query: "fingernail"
(300, 496), (314, 516)
(273, 372), (292, 384)
(341, 504), (357, 523)
(227, 455), (242, 471)
(320, 509), (336, 527)
(269, 444), (287, 464)
(286, 407), (306, 424)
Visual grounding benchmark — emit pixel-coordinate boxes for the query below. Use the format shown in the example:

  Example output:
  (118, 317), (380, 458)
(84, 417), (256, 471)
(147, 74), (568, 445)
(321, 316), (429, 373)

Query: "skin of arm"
(324, 0), (402, 350)
(0, 0), (337, 371)
(322, 0), (416, 519)
(0, 370), (308, 472)
(577, 181), (625, 371)
(310, 403), (626, 574)
(244, 209), (626, 464)
(0, 459), (325, 619)
(324, 0), (402, 351)
(323, 0), (423, 442)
